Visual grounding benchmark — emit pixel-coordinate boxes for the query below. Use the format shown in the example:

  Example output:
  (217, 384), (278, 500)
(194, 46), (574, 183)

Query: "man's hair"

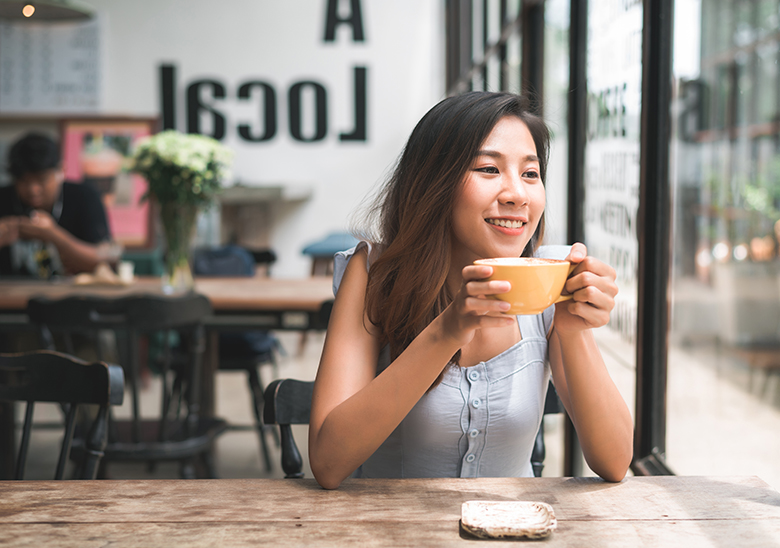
(8, 133), (61, 179)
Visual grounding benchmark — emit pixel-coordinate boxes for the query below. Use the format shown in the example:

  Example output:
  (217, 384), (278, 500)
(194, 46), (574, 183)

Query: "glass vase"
(160, 202), (198, 294)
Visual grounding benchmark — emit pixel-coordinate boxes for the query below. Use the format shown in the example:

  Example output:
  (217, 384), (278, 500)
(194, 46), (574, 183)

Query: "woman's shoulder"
(333, 240), (379, 296)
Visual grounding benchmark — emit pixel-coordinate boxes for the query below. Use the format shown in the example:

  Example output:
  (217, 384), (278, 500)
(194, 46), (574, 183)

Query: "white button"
(468, 371), (479, 381)
(472, 399), (481, 408)
(469, 429), (479, 438)
(466, 454), (476, 463)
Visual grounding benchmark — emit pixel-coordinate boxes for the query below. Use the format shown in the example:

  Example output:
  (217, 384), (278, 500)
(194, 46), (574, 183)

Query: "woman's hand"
(0, 217), (20, 247)
(437, 264), (516, 348)
(553, 243), (618, 335)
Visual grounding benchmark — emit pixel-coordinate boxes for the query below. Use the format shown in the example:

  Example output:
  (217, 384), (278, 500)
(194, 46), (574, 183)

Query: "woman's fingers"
(461, 264), (511, 298)
(443, 264), (514, 326)
(462, 264), (494, 283)
(566, 274), (618, 303)
(463, 295), (511, 315)
(565, 258), (617, 295)
(569, 289), (614, 323)
(566, 242), (588, 263)
(465, 280), (511, 297)
(554, 252), (619, 329)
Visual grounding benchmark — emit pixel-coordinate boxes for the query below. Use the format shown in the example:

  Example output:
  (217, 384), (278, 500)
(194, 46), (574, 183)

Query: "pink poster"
(61, 119), (157, 248)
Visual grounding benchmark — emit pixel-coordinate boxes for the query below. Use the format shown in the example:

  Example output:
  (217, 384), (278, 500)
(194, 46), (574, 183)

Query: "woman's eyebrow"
(477, 149), (540, 163)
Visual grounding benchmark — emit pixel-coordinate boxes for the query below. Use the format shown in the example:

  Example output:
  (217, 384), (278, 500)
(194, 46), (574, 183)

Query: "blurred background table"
(0, 276), (334, 330)
(0, 276), (334, 479)
(1, 476), (778, 546)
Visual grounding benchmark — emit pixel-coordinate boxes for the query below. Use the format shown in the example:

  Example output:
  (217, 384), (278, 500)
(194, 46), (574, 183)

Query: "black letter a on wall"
(324, 0), (365, 42)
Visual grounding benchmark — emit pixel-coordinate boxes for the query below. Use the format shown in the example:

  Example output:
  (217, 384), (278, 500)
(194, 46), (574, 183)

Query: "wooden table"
(0, 276), (335, 331)
(0, 476), (778, 547)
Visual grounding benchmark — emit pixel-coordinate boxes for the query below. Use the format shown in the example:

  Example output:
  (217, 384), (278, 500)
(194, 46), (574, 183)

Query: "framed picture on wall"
(60, 117), (159, 249)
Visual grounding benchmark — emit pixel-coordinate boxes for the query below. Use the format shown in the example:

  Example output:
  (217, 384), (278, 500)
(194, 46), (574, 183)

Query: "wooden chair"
(263, 378), (561, 479)
(192, 245), (282, 471)
(262, 378), (313, 478)
(26, 293), (228, 479)
(531, 382), (564, 477)
(0, 350), (124, 480)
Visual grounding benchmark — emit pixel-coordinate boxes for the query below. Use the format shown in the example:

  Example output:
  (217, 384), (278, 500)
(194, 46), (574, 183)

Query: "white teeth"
(487, 218), (525, 229)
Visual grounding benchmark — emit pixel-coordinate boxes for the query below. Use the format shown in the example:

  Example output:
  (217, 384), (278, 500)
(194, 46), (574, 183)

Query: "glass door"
(579, 0), (643, 475)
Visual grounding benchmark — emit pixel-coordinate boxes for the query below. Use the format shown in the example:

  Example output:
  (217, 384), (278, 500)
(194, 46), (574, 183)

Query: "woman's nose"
(499, 173), (529, 206)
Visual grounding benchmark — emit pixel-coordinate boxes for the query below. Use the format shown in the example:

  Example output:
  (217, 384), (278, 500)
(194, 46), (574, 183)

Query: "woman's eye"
(475, 166), (499, 174)
(523, 170), (540, 179)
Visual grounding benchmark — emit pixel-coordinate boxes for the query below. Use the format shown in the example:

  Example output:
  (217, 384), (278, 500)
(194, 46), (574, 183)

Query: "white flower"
(129, 130), (234, 204)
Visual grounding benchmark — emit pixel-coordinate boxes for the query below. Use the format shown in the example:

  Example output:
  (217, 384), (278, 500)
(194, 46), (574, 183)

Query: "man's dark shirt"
(0, 182), (111, 276)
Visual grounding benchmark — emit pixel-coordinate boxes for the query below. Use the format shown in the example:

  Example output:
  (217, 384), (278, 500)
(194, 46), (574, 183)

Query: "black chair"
(0, 350), (124, 480)
(192, 245), (282, 472)
(26, 293), (228, 479)
(262, 378), (313, 478)
(263, 378), (562, 479)
(531, 382), (564, 477)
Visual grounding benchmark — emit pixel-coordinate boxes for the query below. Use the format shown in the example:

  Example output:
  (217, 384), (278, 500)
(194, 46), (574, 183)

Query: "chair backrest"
(26, 293), (212, 445)
(262, 379), (314, 478)
(193, 246), (255, 277)
(531, 381), (564, 477)
(27, 293), (212, 333)
(0, 350), (124, 480)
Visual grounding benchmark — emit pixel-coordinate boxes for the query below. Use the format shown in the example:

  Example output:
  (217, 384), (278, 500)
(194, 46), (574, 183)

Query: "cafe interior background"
(0, 0), (778, 490)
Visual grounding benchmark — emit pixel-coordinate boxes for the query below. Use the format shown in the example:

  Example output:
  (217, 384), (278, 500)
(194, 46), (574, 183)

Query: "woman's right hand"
(437, 264), (516, 348)
(0, 217), (20, 247)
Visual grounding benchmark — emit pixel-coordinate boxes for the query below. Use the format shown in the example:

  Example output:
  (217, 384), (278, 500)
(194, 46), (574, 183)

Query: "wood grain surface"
(0, 277), (334, 313)
(1, 476), (779, 547)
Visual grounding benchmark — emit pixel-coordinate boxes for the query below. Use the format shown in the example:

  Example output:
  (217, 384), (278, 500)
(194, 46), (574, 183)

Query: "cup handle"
(554, 262), (578, 304)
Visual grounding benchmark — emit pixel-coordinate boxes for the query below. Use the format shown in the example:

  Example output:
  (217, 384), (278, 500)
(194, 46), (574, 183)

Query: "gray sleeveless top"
(332, 243), (566, 478)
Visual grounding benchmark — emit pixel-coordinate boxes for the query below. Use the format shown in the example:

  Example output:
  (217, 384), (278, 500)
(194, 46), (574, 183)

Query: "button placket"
(461, 362), (488, 477)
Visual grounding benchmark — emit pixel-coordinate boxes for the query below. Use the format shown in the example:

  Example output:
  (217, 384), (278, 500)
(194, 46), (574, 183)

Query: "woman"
(309, 92), (633, 489)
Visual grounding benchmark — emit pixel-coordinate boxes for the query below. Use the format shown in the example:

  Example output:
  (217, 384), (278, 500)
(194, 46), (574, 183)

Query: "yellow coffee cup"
(474, 257), (576, 315)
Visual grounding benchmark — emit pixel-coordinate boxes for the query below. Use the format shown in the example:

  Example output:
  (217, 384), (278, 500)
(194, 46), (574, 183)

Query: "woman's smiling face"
(450, 115), (546, 267)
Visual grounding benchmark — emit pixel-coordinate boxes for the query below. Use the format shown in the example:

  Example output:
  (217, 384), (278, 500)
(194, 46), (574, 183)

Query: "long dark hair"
(364, 91), (550, 363)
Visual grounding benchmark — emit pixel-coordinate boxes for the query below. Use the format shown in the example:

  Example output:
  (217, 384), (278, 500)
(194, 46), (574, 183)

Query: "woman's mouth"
(486, 218), (526, 229)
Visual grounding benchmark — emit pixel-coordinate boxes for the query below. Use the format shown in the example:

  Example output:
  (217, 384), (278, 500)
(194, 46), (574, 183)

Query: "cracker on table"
(460, 500), (557, 540)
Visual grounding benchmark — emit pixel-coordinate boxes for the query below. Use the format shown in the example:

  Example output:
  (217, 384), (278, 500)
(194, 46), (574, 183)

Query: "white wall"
(5, 0), (446, 277)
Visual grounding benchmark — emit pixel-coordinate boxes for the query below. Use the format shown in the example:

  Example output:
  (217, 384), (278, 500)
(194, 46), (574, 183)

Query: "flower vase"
(160, 202), (198, 293)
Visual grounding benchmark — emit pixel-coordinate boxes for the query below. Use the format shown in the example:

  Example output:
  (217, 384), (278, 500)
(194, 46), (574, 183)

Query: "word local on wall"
(160, 0), (367, 143)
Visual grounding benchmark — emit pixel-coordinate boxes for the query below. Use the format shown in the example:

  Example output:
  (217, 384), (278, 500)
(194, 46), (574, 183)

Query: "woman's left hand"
(553, 242), (618, 334)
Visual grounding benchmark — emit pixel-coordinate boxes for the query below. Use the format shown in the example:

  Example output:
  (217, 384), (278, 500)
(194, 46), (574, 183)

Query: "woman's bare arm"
(547, 244), (633, 482)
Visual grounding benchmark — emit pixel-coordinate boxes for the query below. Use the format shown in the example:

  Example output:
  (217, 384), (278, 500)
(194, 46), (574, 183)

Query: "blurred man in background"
(0, 133), (112, 278)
